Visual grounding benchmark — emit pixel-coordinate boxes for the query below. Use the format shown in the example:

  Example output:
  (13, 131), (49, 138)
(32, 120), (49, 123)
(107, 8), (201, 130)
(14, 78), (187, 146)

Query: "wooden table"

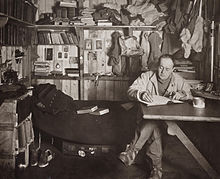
(140, 100), (220, 179)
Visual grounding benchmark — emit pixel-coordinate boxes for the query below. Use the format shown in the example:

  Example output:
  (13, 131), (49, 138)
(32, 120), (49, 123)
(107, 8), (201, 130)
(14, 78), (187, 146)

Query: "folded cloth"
(33, 83), (76, 115)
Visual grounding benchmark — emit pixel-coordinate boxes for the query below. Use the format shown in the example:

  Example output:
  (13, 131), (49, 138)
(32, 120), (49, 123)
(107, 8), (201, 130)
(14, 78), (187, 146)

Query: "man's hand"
(140, 90), (153, 102)
(171, 91), (186, 100)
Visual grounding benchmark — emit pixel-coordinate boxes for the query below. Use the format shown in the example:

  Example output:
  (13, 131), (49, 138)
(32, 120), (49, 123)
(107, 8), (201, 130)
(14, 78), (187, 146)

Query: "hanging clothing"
(180, 0), (204, 58)
(180, 28), (192, 58)
(164, 0), (189, 34)
(119, 36), (144, 56)
(148, 32), (163, 69)
(107, 31), (126, 76)
(126, 1), (165, 26)
(140, 31), (151, 71)
(189, 0), (204, 53)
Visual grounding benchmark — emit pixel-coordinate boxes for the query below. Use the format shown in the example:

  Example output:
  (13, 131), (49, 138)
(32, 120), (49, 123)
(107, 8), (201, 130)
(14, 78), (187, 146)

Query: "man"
(119, 54), (192, 179)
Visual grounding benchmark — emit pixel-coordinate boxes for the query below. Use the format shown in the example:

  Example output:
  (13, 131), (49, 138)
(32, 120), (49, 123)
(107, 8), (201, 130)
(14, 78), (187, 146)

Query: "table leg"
(166, 121), (219, 179)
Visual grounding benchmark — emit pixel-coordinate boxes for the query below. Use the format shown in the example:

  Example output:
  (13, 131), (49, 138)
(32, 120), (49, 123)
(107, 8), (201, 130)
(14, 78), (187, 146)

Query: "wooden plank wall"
(32, 78), (79, 100)
(83, 80), (130, 101)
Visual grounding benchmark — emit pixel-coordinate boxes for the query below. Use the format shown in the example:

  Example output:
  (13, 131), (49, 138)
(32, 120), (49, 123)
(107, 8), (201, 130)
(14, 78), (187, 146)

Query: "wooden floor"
(13, 131), (220, 179)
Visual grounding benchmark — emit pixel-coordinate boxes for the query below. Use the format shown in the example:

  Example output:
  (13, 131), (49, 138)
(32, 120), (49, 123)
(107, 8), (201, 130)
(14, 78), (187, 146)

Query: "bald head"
(157, 55), (174, 80)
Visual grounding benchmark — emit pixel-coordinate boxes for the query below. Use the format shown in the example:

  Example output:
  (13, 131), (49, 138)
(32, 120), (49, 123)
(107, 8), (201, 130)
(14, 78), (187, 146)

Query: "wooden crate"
(0, 111), (17, 169)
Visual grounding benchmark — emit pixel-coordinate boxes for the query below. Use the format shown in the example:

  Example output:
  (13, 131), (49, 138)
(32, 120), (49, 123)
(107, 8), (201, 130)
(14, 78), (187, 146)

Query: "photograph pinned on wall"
(88, 51), (98, 74)
(84, 39), (93, 50)
(63, 46), (69, 52)
(58, 52), (62, 59)
(95, 40), (103, 50)
(64, 52), (69, 59)
(89, 30), (99, 39)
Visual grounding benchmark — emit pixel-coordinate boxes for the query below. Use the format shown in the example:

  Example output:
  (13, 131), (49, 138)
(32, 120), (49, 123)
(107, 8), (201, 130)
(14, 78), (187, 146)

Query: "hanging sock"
(140, 31), (151, 71)
(180, 28), (191, 59)
(189, 0), (204, 53)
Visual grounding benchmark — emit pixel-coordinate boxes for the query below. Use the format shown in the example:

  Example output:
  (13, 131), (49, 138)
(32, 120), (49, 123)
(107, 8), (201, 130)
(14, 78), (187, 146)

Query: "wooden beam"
(166, 121), (220, 179)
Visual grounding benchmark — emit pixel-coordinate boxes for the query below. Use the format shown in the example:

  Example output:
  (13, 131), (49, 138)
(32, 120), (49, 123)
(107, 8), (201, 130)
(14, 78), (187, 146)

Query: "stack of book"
(77, 105), (110, 115)
(97, 20), (113, 26)
(58, 1), (77, 8)
(174, 60), (195, 73)
(78, 8), (96, 25)
(65, 68), (80, 77)
(55, 0), (77, 21)
(34, 61), (50, 76)
(79, 16), (95, 25)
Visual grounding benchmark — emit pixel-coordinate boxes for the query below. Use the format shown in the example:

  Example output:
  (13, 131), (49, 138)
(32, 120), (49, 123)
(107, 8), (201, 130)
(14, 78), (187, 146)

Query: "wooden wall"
(83, 79), (130, 101)
(32, 78), (79, 100)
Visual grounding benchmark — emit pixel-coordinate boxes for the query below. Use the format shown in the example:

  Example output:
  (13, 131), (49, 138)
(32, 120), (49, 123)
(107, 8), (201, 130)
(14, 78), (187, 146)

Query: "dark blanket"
(32, 99), (138, 145)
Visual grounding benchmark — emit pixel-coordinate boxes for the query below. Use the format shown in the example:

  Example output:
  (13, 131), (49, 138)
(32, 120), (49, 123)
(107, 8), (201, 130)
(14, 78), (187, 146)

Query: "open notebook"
(137, 94), (183, 106)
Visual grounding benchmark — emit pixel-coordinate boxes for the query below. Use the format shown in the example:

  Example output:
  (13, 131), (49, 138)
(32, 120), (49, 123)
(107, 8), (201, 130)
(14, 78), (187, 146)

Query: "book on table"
(90, 108), (109, 115)
(137, 94), (183, 106)
(77, 105), (98, 114)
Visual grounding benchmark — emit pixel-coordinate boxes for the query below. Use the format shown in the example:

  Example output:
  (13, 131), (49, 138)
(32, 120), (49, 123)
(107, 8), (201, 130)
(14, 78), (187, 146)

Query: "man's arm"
(172, 75), (193, 100)
(127, 72), (152, 101)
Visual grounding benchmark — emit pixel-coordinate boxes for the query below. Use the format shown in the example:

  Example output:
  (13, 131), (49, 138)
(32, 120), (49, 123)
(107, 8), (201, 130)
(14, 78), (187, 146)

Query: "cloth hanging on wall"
(126, 0), (166, 26)
(140, 31), (151, 71)
(163, 0), (190, 34)
(180, 0), (204, 58)
(148, 32), (163, 69)
(189, 0), (204, 53)
(107, 31), (126, 76)
(119, 36), (144, 57)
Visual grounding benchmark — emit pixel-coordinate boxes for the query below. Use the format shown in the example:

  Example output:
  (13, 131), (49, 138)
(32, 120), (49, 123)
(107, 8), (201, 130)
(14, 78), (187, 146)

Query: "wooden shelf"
(81, 25), (157, 31)
(0, 13), (35, 26)
(32, 24), (157, 31)
(83, 74), (135, 81)
(32, 25), (74, 31)
(32, 74), (136, 81)
(32, 74), (80, 80)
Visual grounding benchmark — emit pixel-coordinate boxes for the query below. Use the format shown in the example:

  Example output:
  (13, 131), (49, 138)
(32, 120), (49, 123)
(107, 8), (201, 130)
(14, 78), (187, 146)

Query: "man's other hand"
(140, 90), (153, 102)
(171, 91), (186, 100)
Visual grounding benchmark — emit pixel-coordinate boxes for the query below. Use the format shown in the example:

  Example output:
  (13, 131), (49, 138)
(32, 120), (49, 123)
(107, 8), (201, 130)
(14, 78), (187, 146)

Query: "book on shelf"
(42, 31), (50, 44)
(50, 31), (60, 44)
(137, 93), (183, 106)
(60, 31), (70, 44)
(77, 105), (98, 114)
(65, 68), (79, 77)
(58, 32), (64, 44)
(58, 1), (77, 8)
(90, 108), (109, 115)
(38, 31), (45, 44)
(66, 32), (74, 44)
(97, 20), (112, 26)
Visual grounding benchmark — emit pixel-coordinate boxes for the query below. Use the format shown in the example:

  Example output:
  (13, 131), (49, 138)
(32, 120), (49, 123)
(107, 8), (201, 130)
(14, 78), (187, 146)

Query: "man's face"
(157, 57), (174, 80)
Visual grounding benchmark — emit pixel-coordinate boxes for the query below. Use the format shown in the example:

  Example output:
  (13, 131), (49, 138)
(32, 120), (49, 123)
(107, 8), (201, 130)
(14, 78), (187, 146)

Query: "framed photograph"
(96, 40), (102, 50)
(64, 52), (68, 58)
(63, 46), (69, 52)
(84, 39), (93, 50)
(58, 52), (62, 59)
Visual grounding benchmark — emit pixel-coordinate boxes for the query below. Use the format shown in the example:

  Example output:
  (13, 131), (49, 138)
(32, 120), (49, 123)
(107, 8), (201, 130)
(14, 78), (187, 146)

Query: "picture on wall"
(84, 39), (93, 50)
(96, 40), (102, 50)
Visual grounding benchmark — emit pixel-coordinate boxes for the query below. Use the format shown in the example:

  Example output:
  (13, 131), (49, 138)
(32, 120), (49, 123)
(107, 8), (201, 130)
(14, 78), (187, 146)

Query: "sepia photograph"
(84, 39), (93, 50)
(0, 0), (220, 179)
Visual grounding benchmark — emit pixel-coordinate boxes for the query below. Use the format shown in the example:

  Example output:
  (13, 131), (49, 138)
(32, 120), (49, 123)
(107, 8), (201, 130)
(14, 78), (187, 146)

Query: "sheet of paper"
(137, 94), (183, 106)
